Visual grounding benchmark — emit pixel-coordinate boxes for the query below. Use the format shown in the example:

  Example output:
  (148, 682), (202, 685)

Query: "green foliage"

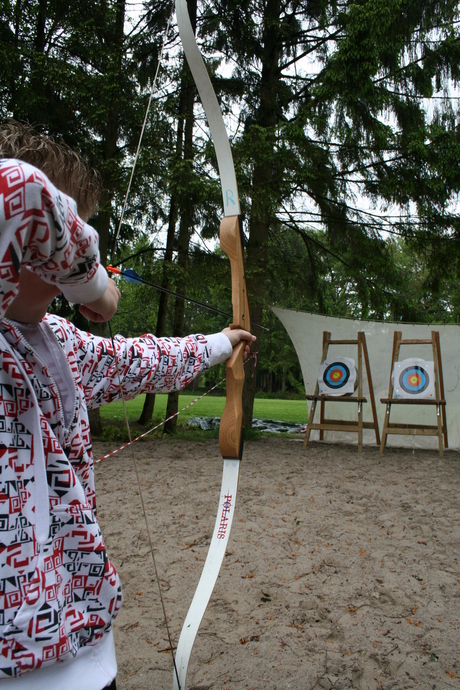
(0, 0), (174, 265)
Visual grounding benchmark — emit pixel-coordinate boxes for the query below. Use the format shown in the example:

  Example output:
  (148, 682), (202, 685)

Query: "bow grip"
(219, 216), (251, 460)
(219, 341), (245, 459)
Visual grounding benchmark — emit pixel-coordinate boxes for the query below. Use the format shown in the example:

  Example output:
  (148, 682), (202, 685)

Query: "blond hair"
(0, 120), (102, 219)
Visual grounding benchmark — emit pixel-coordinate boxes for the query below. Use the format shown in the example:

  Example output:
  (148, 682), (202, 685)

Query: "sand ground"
(93, 437), (460, 690)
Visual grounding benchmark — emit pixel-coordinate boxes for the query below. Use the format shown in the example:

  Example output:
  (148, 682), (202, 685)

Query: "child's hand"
(79, 279), (121, 322)
(222, 327), (256, 360)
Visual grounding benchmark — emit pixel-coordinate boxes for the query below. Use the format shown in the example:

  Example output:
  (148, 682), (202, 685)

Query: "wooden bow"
(173, 1), (251, 687)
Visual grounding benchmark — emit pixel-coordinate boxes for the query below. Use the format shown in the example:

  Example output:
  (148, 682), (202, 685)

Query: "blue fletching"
(123, 268), (143, 285)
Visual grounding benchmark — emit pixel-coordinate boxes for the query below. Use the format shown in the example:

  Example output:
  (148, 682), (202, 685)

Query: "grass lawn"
(100, 393), (307, 427)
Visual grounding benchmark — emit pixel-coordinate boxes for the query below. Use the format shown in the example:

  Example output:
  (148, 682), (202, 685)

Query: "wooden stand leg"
(357, 401), (363, 453)
(319, 400), (325, 441)
(304, 399), (317, 448)
(380, 402), (390, 454)
(436, 403), (444, 457)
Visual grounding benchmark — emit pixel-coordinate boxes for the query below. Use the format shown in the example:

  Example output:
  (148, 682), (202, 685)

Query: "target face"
(399, 366), (429, 395)
(323, 362), (351, 390)
(318, 357), (358, 396)
(392, 359), (435, 399)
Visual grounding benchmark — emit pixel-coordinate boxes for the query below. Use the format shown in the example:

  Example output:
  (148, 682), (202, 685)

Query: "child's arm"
(54, 318), (254, 409)
(0, 159), (108, 318)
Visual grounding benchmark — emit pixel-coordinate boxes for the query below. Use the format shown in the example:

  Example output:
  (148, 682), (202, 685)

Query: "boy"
(0, 122), (255, 689)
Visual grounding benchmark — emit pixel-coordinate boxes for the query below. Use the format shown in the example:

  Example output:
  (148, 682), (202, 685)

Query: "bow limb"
(175, 0), (240, 217)
(173, 2), (250, 689)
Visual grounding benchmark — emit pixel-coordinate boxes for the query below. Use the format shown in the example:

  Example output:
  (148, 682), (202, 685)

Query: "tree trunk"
(243, 0), (281, 428)
(138, 196), (177, 425)
(88, 407), (103, 436)
(163, 0), (197, 435)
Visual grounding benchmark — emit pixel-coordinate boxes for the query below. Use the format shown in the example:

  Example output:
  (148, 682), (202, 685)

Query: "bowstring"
(106, 5), (181, 686)
(112, 10), (173, 252)
(108, 321), (180, 686)
(96, 376), (225, 463)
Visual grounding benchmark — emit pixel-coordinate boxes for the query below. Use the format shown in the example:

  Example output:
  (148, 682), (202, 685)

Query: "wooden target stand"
(304, 331), (380, 452)
(380, 330), (447, 456)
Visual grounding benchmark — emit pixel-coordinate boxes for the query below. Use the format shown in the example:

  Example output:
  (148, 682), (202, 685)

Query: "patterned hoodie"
(0, 160), (219, 679)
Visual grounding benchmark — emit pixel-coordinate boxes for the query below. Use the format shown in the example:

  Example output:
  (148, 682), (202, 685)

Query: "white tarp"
(272, 307), (460, 450)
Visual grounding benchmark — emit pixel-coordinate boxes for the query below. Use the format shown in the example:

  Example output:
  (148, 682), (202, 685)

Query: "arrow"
(107, 265), (268, 331)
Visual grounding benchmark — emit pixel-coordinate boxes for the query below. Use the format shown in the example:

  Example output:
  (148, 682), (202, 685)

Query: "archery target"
(318, 357), (359, 396)
(392, 359), (435, 399)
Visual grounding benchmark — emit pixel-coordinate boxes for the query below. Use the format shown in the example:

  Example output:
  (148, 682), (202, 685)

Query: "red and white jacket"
(0, 160), (229, 681)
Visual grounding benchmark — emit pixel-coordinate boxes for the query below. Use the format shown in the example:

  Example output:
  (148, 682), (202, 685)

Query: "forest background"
(1, 0), (460, 433)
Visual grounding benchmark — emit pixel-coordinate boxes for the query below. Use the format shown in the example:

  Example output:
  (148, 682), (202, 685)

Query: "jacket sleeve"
(0, 159), (108, 315)
(69, 324), (216, 408)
